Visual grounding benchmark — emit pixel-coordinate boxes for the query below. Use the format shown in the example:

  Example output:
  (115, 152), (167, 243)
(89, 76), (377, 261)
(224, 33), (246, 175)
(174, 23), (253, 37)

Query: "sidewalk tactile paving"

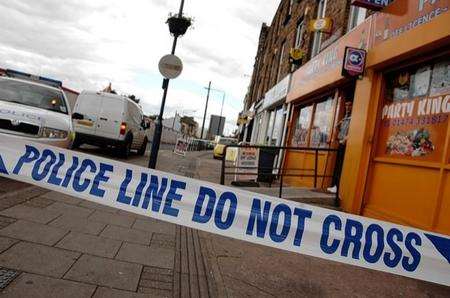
(0, 242), (80, 278)
(56, 232), (122, 258)
(1, 273), (96, 297)
(0, 220), (68, 246)
(0, 205), (61, 224)
(64, 254), (142, 291)
(0, 267), (19, 289)
(116, 242), (174, 269)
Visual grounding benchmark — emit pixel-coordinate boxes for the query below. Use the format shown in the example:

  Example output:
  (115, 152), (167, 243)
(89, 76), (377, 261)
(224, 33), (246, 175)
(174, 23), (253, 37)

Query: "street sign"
(159, 54), (183, 79)
(342, 47), (367, 78)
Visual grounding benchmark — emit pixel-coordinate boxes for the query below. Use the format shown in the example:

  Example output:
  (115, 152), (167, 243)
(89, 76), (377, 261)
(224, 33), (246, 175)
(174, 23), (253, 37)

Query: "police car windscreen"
(0, 79), (68, 114)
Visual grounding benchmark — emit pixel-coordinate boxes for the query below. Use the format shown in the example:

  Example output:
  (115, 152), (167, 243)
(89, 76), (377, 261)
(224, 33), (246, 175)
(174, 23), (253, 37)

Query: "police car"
(0, 70), (74, 148)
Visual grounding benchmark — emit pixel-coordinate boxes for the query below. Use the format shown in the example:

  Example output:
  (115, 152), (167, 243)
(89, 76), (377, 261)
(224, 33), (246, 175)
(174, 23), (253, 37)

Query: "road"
(0, 145), (449, 297)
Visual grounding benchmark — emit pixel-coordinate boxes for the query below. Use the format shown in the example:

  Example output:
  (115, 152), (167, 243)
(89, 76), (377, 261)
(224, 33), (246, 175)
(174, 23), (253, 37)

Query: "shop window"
(379, 58), (450, 161)
(292, 105), (313, 146)
(310, 97), (334, 148)
(347, 5), (367, 32)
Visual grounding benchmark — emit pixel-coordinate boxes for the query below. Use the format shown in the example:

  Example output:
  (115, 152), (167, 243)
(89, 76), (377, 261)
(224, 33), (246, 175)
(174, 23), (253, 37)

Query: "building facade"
(208, 115), (226, 140)
(241, 0), (450, 235)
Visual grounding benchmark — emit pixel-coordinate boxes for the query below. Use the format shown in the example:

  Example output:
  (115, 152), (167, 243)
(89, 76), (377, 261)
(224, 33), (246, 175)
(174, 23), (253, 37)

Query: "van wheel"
(120, 137), (132, 158)
(138, 138), (148, 156)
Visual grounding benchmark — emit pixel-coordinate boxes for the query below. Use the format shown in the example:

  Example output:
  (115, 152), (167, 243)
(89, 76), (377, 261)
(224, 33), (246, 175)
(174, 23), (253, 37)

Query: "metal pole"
(148, 0), (185, 169)
(217, 92), (225, 136)
(201, 81), (211, 139)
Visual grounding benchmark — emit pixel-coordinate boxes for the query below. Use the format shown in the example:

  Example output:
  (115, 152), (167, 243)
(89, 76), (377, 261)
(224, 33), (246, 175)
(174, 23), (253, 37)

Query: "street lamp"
(203, 87), (226, 137)
(148, 0), (192, 169)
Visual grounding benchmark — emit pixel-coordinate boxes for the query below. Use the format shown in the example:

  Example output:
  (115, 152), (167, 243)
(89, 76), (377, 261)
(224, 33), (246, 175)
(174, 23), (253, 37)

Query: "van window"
(0, 79), (68, 114)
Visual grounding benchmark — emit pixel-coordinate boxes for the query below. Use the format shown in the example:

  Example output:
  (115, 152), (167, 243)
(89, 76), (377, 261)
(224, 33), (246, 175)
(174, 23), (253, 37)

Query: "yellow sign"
(290, 48), (305, 61)
(308, 17), (333, 33)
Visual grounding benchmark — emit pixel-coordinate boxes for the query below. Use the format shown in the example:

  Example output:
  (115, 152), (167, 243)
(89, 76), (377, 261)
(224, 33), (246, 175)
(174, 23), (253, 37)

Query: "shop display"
(386, 128), (435, 157)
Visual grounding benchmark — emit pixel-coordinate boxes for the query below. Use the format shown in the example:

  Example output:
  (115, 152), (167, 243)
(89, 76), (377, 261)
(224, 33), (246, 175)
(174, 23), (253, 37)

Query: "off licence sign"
(342, 47), (367, 77)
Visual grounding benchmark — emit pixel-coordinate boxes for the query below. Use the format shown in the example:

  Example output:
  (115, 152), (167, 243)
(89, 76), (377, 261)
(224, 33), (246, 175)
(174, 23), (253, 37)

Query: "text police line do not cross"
(0, 134), (449, 286)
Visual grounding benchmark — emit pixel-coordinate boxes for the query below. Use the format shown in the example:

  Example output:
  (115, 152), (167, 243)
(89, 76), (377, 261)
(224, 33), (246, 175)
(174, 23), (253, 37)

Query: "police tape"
(0, 134), (449, 286)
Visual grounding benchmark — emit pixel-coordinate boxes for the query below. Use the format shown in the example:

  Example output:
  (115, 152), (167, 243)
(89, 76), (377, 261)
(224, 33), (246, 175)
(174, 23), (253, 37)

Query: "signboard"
(376, 59), (450, 162)
(351, 0), (393, 10)
(235, 147), (260, 181)
(174, 138), (189, 156)
(342, 47), (367, 77)
(372, 0), (449, 47)
(290, 48), (305, 66)
(263, 75), (291, 110)
(308, 18), (333, 33)
(159, 54), (183, 79)
(287, 17), (372, 102)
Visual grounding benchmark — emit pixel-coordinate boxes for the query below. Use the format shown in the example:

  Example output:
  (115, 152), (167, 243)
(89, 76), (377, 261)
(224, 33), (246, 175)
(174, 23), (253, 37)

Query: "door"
(97, 95), (125, 140)
(73, 93), (102, 135)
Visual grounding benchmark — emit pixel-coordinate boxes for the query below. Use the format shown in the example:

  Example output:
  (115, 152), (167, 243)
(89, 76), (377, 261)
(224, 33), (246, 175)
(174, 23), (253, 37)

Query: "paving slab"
(65, 254), (142, 291)
(56, 232), (122, 258)
(0, 217), (16, 230)
(133, 218), (176, 235)
(45, 202), (94, 218)
(0, 242), (80, 278)
(138, 286), (172, 297)
(1, 273), (96, 298)
(89, 210), (135, 228)
(0, 220), (67, 246)
(24, 196), (55, 208)
(79, 200), (118, 213)
(0, 205), (60, 224)
(100, 225), (152, 245)
(48, 214), (106, 235)
(0, 237), (18, 254)
(116, 242), (174, 269)
(40, 192), (81, 206)
(93, 287), (151, 298)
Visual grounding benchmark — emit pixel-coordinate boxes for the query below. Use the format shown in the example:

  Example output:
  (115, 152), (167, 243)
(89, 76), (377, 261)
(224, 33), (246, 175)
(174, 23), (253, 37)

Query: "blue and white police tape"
(0, 134), (449, 286)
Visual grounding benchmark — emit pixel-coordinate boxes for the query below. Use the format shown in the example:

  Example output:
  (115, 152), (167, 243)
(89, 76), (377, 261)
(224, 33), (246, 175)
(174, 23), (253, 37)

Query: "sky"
(0, 0), (280, 135)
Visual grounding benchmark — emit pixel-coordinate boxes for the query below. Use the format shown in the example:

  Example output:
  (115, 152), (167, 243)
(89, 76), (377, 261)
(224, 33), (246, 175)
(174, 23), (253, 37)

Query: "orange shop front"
(283, 17), (372, 189)
(339, 0), (450, 235)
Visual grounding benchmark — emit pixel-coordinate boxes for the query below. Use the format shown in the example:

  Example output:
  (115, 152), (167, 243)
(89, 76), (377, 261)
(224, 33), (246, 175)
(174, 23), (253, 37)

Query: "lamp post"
(149, 0), (191, 169)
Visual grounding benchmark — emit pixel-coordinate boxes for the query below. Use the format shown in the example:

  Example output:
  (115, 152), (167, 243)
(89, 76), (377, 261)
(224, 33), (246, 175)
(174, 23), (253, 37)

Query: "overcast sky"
(0, 0), (279, 135)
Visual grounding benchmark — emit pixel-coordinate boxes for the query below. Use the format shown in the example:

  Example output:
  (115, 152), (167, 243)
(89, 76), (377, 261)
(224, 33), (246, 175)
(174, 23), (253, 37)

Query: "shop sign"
(373, 0), (449, 46)
(289, 48), (305, 66)
(287, 17), (372, 102)
(174, 138), (189, 156)
(351, 0), (393, 10)
(308, 17), (333, 33)
(234, 147), (259, 181)
(342, 47), (367, 77)
(263, 75), (291, 110)
(377, 60), (450, 162)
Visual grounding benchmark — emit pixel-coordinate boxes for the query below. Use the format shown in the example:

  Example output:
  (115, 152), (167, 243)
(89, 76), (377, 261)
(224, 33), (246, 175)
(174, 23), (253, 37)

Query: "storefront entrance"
(363, 55), (450, 233)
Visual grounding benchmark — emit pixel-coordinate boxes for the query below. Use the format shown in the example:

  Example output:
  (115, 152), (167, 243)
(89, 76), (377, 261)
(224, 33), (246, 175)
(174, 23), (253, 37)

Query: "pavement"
(0, 147), (448, 297)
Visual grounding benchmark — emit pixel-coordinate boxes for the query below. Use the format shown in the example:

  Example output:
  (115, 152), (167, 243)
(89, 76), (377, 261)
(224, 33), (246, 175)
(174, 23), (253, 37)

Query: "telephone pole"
(200, 81), (212, 139)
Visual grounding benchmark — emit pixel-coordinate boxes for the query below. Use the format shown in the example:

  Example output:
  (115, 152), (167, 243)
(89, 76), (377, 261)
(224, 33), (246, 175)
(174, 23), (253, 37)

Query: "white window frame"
(288, 0), (294, 16)
(277, 42), (286, 82)
(311, 0), (328, 57)
(295, 18), (305, 48)
(347, 5), (367, 32)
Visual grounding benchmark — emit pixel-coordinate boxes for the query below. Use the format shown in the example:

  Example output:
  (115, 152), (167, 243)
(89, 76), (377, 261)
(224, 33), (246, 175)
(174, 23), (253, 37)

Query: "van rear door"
(96, 94), (126, 140)
(73, 92), (102, 135)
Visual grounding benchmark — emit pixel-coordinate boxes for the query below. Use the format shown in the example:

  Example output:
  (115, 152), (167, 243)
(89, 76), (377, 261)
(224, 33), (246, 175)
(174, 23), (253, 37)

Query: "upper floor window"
(311, 0), (328, 57)
(277, 42), (286, 82)
(347, 5), (367, 32)
(294, 18), (305, 48)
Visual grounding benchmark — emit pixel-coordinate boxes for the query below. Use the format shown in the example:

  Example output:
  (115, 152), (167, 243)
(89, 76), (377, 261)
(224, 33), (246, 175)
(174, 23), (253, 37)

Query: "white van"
(0, 76), (74, 148)
(72, 91), (149, 158)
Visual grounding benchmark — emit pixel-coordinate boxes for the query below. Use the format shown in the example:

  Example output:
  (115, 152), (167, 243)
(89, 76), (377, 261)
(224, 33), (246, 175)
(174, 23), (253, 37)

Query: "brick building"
(240, 0), (369, 145)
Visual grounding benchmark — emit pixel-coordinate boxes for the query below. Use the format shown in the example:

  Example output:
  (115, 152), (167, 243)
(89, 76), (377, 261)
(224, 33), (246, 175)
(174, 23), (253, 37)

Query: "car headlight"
(41, 128), (69, 139)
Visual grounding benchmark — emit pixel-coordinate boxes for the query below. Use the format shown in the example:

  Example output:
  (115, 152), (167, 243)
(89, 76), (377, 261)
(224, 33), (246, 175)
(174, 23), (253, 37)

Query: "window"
(292, 105), (313, 146)
(310, 97), (334, 148)
(277, 42), (286, 82)
(311, 0), (327, 57)
(288, 0), (294, 16)
(347, 5), (367, 32)
(294, 18), (306, 48)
